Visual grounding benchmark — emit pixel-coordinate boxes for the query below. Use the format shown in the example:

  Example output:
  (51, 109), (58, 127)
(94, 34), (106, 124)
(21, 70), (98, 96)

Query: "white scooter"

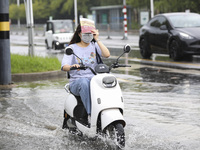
(62, 44), (131, 149)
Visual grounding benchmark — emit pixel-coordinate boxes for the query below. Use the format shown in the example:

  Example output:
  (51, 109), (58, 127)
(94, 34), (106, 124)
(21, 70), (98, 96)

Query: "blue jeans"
(69, 78), (91, 115)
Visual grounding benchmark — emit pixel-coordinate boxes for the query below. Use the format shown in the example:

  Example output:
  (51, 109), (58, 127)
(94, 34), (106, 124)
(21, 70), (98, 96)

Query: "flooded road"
(1, 56), (200, 149)
(117, 65), (200, 149)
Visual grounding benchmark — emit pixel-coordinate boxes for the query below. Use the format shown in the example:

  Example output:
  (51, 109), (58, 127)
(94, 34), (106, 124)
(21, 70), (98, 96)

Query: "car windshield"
(168, 14), (200, 28)
(53, 21), (73, 33)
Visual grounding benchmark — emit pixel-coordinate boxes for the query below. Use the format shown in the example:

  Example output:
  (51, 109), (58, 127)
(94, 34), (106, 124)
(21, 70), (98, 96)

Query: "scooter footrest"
(69, 128), (83, 136)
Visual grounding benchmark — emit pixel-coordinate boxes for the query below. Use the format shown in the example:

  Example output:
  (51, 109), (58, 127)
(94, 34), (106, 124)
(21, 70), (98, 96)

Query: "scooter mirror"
(124, 44), (131, 53)
(65, 47), (74, 55)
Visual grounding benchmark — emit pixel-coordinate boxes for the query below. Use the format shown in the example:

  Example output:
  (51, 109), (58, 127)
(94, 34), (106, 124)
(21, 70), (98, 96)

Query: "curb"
(12, 70), (66, 82)
(129, 58), (200, 70)
(0, 83), (17, 89)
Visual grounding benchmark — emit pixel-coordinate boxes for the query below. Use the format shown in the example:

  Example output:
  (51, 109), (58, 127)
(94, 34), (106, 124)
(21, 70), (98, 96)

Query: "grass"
(11, 54), (61, 74)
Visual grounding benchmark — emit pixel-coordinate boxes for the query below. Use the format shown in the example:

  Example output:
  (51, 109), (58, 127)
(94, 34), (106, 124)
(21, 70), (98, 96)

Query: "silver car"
(45, 20), (74, 50)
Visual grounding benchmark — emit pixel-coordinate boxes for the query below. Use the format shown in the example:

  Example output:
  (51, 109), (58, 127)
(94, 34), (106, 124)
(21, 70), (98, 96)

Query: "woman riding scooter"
(61, 22), (110, 123)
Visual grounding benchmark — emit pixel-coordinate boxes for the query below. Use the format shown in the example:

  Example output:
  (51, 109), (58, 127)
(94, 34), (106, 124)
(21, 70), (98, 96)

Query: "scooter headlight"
(102, 76), (117, 88)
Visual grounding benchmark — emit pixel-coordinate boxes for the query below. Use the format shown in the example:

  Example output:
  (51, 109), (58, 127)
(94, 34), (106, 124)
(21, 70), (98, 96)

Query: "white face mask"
(81, 33), (93, 43)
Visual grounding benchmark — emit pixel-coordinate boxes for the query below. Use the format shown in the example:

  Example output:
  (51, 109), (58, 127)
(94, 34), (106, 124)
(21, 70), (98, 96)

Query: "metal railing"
(10, 24), (45, 36)
(10, 23), (127, 37)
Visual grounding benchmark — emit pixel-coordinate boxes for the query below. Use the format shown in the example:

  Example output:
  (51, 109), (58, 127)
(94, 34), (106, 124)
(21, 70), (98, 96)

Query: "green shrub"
(11, 54), (61, 74)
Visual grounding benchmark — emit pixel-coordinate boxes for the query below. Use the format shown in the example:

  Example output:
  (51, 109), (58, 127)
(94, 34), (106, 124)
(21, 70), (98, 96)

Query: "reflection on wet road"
(115, 64), (200, 149)
(1, 57), (200, 149)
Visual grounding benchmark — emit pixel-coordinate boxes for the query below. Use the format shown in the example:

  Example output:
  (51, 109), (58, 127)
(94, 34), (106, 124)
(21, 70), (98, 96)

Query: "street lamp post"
(74, 0), (78, 28)
(0, 0), (12, 85)
(150, 0), (154, 18)
(24, 0), (34, 57)
(17, 0), (20, 28)
(122, 0), (128, 40)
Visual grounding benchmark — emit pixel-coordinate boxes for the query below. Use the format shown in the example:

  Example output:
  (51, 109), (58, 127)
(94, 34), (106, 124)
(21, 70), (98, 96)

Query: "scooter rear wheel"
(103, 122), (125, 149)
(62, 110), (70, 129)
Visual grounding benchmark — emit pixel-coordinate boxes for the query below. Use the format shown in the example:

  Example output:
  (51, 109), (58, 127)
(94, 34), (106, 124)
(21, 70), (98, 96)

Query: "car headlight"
(56, 42), (59, 45)
(179, 32), (194, 39)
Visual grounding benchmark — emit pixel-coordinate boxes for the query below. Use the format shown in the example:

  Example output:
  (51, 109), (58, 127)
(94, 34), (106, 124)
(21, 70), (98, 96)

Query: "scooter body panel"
(101, 109), (125, 130)
(64, 93), (77, 117)
(90, 73), (125, 129)
(75, 121), (97, 137)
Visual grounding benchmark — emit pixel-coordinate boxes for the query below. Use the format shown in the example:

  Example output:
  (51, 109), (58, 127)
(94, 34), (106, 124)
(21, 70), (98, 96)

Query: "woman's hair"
(69, 24), (81, 45)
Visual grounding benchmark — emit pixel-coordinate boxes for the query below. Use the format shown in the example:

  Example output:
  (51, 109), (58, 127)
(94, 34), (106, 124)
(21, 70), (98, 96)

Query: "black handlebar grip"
(118, 64), (131, 67)
(70, 66), (86, 70)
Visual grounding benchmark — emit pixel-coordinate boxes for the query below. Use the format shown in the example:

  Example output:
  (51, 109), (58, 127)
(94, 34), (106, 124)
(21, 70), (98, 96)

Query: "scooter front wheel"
(103, 122), (125, 149)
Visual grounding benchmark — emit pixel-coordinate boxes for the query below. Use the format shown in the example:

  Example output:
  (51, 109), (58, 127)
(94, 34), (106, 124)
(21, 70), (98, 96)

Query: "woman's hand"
(91, 29), (99, 41)
(71, 64), (80, 68)
(70, 64), (81, 71)
(91, 29), (110, 58)
(62, 64), (80, 71)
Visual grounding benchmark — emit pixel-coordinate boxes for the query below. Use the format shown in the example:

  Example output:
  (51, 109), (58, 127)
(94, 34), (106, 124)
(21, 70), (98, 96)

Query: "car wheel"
(139, 38), (152, 59)
(52, 42), (56, 50)
(169, 40), (182, 61)
(45, 40), (50, 50)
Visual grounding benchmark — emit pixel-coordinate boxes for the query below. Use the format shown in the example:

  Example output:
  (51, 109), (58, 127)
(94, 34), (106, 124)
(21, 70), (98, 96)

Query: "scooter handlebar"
(70, 66), (96, 75)
(111, 64), (131, 69)
(70, 66), (87, 70)
(118, 64), (131, 67)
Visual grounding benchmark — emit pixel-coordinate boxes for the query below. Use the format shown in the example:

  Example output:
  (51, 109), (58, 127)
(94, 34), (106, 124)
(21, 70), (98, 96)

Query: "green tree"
(9, 0), (200, 24)
(127, 0), (150, 8)
(9, 0), (17, 4)
(49, 0), (66, 18)
(33, 0), (51, 20)
(19, 3), (26, 21)
(127, 0), (200, 14)
(59, 0), (100, 18)
(99, 0), (122, 6)
(9, 4), (20, 20)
